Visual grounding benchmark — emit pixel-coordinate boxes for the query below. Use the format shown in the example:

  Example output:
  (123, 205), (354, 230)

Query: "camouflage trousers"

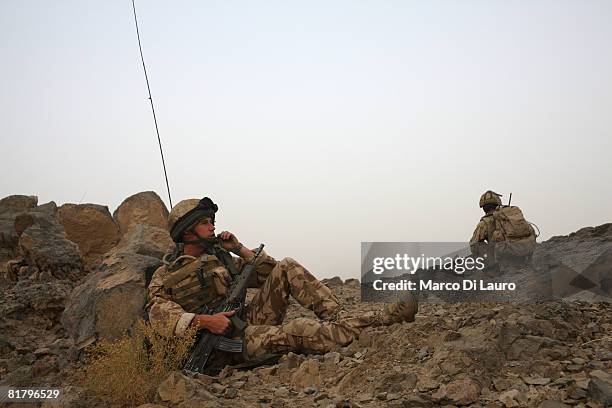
(243, 257), (378, 359)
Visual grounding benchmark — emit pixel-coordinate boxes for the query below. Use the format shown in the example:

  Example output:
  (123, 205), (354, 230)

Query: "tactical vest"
(161, 253), (232, 312)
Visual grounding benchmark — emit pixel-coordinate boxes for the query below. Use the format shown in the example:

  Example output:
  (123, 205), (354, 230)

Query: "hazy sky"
(1, 1), (611, 279)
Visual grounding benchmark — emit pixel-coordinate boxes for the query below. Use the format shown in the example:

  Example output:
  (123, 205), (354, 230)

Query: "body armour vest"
(161, 253), (232, 312)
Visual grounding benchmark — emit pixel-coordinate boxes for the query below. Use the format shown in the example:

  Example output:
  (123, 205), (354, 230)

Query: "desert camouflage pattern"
(245, 318), (362, 359)
(146, 247), (277, 337)
(245, 287), (417, 359)
(489, 206), (537, 258)
(470, 207), (536, 265)
(479, 190), (502, 208)
(469, 213), (496, 256)
(243, 256), (375, 359)
(147, 249), (417, 361)
(469, 214), (500, 271)
(167, 198), (200, 231)
(245, 257), (342, 325)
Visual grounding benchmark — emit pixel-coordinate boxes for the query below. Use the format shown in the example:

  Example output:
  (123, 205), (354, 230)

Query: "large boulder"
(113, 191), (169, 235)
(111, 224), (173, 261)
(0, 195), (38, 264)
(0, 280), (73, 322)
(14, 202), (84, 281)
(57, 203), (120, 270)
(61, 251), (162, 348)
(0, 195), (38, 213)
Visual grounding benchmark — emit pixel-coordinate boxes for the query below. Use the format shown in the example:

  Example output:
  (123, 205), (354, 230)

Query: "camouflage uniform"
(469, 213), (495, 256)
(470, 190), (503, 266)
(147, 248), (391, 361)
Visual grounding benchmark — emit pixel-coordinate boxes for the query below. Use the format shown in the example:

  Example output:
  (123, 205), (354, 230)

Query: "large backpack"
(489, 206), (537, 258)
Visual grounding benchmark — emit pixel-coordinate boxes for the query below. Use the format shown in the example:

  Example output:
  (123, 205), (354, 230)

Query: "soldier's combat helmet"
(479, 190), (502, 208)
(168, 197), (218, 243)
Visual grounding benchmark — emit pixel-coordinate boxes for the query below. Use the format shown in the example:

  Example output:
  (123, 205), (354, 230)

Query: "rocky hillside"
(163, 282), (607, 408)
(0, 192), (173, 393)
(0, 193), (610, 407)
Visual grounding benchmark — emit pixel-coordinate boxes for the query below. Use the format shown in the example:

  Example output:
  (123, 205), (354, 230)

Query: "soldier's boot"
(379, 292), (419, 324)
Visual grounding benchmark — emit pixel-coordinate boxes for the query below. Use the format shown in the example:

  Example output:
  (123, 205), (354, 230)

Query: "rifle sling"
(214, 246), (242, 280)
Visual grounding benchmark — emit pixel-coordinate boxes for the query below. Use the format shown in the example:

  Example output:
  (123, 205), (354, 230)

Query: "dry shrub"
(77, 320), (196, 407)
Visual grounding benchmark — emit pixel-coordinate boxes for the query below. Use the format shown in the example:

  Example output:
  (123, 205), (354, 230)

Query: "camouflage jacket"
(146, 248), (276, 337)
(469, 214), (495, 255)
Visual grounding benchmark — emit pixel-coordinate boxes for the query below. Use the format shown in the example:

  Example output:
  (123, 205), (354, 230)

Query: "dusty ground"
(1, 224), (611, 407)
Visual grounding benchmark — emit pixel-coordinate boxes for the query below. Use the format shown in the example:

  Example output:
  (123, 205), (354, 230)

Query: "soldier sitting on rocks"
(146, 197), (417, 370)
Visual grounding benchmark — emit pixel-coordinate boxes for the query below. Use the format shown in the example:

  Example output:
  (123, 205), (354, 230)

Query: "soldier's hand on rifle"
(191, 310), (235, 335)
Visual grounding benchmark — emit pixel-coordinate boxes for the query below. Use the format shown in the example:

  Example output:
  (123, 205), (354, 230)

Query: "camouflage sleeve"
(145, 265), (195, 337)
(233, 249), (278, 288)
(469, 221), (488, 255)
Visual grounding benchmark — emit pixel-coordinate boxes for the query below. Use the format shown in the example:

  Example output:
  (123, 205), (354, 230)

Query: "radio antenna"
(131, 0), (173, 208)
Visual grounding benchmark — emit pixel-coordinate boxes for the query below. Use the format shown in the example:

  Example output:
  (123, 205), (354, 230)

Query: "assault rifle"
(183, 244), (265, 373)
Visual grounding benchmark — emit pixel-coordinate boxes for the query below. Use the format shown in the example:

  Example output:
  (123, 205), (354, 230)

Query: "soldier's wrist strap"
(231, 242), (244, 255)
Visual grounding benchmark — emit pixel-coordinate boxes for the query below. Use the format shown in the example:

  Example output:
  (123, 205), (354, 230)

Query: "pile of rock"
(139, 296), (611, 408)
(0, 191), (174, 389)
(1, 196), (82, 283)
(1, 192), (610, 408)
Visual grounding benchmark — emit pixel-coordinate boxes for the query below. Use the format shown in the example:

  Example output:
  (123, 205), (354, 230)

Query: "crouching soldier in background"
(470, 190), (538, 273)
(146, 197), (418, 372)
